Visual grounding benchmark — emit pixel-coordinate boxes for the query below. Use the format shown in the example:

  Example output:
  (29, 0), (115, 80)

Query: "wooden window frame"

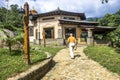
(29, 27), (34, 36)
(44, 27), (54, 39)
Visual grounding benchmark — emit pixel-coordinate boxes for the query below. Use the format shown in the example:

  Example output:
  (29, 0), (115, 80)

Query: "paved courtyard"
(41, 46), (120, 80)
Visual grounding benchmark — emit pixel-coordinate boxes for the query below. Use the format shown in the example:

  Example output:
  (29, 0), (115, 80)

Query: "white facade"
(28, 9), (99, 45)
(29, 14), (83, 45)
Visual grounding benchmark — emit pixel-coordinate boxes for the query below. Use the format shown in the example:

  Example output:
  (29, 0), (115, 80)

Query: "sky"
(0, 0), (120, 18)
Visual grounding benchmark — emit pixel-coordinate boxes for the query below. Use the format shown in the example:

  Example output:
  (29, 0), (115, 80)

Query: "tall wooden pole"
(24, 2), (30, 64)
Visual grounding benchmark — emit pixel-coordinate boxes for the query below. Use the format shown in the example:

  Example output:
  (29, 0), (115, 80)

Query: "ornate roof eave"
(95, 26), (116, 29)
(59, 19), (99, 26)
(92, 26), (116, 31)
(37, 9), (86, 20)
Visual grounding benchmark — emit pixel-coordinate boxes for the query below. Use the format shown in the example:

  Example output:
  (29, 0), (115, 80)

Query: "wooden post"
(42, 30), (46, 47)
(23, 2), (30, 64)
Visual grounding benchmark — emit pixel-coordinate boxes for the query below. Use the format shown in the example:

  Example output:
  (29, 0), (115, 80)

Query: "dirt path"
(41, 46), (120, 80)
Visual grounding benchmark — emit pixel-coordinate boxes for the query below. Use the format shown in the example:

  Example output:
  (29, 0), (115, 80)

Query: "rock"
(45, 52), (52, 58)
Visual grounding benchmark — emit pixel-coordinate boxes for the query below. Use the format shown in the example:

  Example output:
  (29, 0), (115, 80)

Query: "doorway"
(65, 28), (76, 39)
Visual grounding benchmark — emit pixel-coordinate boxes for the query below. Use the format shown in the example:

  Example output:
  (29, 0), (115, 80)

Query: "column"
(76, 27), (82, 44)
(87, 28), (94, 46)
(62, 26), (66, 45)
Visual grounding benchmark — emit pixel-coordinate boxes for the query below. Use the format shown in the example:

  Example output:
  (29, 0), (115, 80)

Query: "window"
(64, 17), (75, 20)
(44, 28), (54, 38)
(29, 27), (34, 36)
(42, 17), (55, 20)
(80, 31), (87, 42)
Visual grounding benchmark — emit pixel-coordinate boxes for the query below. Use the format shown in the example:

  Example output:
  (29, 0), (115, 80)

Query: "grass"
(84, 46), (120, 75)
(0, 45), (62, 80)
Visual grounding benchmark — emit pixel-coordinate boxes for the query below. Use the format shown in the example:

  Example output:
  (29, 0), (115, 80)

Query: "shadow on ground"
(74, 54), (81, 58)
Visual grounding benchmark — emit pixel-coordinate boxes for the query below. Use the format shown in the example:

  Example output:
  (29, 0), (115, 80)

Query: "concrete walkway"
(41, 46), (120, 80)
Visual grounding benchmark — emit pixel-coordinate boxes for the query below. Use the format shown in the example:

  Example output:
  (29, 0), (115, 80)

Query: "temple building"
(29, 8), (115, 46)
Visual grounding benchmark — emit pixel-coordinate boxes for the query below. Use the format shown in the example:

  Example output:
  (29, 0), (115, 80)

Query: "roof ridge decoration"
(57, 7), (60, 11)
(30, 6), (38, 15)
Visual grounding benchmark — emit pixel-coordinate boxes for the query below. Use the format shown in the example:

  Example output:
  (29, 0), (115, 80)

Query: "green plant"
(0, 45), (62, 80)
(84, 46), (120, 75)
(106, 25), (120, 47)
(0, 49), (28, 80)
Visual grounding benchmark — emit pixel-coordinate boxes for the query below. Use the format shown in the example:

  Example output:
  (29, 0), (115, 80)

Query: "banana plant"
(0, 28), (15, 53)
(0, 28), (24, 53)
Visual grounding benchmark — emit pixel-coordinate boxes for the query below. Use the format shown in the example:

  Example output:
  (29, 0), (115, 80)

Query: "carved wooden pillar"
(23, 2), (30, 64)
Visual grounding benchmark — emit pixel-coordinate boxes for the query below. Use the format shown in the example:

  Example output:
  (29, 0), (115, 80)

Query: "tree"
(0, 4), (23, 31)
(99, 10), (120, 47)
(102, 0), (108, 4)
(99, 13), (120, 27)
(106, 25), (120, 47)
(108, 14), (120, 27)
(87, 17), (99, 22)
(0, 7), (7, 23)
(0, 4), (24, 52)
(5, 4), (23, 30)
(115, 10), (120, 15)
(99, 14), (111, 26)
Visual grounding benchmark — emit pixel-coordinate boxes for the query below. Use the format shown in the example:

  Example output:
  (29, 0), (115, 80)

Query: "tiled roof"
(38, 8), (86, 20)
(59, 19), (99, 26)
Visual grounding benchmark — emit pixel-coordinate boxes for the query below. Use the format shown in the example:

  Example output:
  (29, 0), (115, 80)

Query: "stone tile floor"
(41, 46), (120, 80)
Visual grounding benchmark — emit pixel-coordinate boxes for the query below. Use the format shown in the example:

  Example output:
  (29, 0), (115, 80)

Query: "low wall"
(94, 40), (110, 46)
(7, 58), (53, 80)
(41, 38), (64, 46)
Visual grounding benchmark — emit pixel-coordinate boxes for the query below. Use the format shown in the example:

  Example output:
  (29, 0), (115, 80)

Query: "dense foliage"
(0, 4), (24, 52)
(106, 25), (120, 47)
(101, 10), (120, 47)
(99, 13), (120, 27)
(88, 10), (120, 47)
(84, 46), (120, 75)
(0, 5), (23, 30)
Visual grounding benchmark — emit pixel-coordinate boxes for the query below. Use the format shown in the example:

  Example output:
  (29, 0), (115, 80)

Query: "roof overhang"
(93, 26), (116, 32)
(37, 9), (86, 20)
(59, 19), (99, 26)
(59, 19), (116, 32)
(95, 26), (116, 29)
